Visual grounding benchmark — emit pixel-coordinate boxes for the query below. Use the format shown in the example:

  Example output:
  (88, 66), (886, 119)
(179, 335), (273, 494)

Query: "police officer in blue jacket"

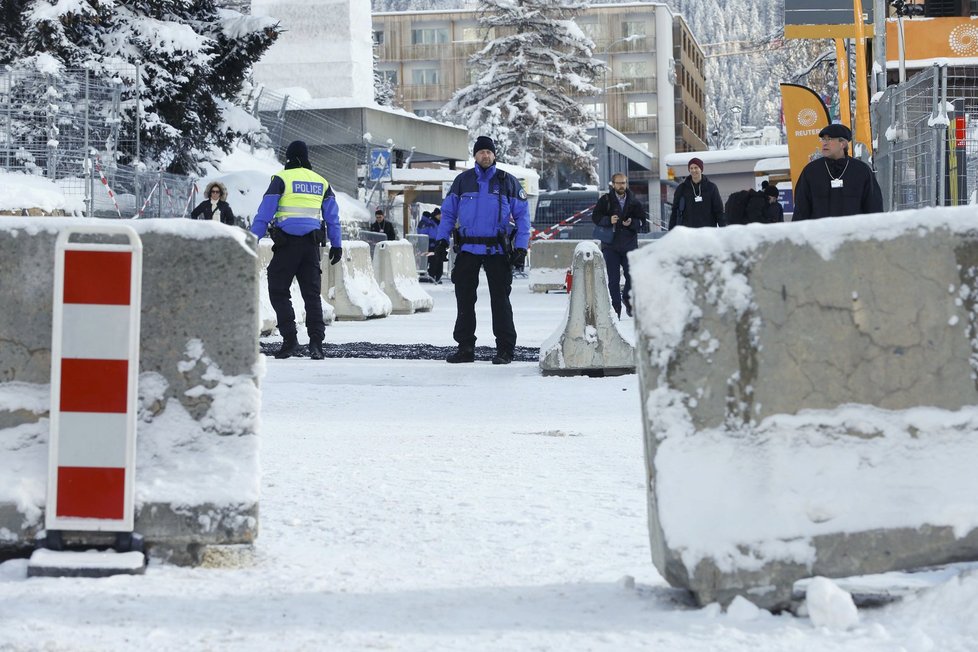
(432, 136), (530, 365)
(251, 140), (343, 361)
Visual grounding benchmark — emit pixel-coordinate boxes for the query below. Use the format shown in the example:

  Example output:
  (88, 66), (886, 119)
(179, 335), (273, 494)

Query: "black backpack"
(725, 189), (766, 225)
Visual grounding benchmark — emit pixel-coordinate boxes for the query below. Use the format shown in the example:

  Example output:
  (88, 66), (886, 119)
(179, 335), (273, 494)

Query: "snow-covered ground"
(2, 280), (978, 651)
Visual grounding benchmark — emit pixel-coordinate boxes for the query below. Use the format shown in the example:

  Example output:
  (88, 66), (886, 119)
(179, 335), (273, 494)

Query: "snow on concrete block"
(373, 240), (433, 315)
(528, 239), (589, 293)
(630, 208), (978, 610)
(27, 548), (146, 578)
(805, 577), (859, 630)
(539, 241), (634, 376)
(325, 240), (392, 320)
(0, 218), (263, 564)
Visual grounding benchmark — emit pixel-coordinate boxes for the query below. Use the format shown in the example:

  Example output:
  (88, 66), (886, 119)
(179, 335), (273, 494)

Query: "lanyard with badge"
(826, 159), (849, 189)
(693, 181), (703, 203)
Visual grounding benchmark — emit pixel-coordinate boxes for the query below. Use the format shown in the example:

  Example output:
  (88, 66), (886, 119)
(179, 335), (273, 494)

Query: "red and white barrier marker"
(45, 225), (142, 535)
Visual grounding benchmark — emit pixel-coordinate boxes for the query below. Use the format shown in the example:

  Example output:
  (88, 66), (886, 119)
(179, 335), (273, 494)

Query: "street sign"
(369, 148), (392, 182)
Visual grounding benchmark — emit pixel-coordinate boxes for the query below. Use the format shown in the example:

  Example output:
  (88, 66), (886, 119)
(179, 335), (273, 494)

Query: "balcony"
(614, 76), (657, 93)
(399, 84), (454, 103)
(402, 43), (450, 60)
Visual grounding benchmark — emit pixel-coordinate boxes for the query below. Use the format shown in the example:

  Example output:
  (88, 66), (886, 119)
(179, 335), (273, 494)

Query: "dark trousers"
(427, 248), (444, 281)
(602, 247), (632, 315)
(267, 233), (324, 342)
(451, 251), (516, 353)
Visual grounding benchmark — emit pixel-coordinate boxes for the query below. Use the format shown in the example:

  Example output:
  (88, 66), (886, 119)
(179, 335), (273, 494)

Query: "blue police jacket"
(417, 215), (439, 246)
(250, 166), (342, 248)
(436, 164), (531, 255)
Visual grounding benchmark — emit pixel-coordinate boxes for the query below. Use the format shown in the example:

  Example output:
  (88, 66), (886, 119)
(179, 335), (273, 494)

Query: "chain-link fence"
(874, 64), (978, 211)
(0, 66), (195, 218)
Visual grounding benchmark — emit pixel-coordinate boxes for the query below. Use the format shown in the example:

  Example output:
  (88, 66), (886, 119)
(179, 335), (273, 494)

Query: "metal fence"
(874, 64), (978, 211)
(0, 66), (195, 218)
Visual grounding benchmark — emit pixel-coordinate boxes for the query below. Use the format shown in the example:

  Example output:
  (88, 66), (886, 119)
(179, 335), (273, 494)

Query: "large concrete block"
(528, 240), (591, 293)
(631, 208), (978, 609)
(325, 240), (392, 320)
(0, 218), (262, 563)
(539, 241), (634, 375)
(257, 238), (335, 336)
(373, 240), (433, 315)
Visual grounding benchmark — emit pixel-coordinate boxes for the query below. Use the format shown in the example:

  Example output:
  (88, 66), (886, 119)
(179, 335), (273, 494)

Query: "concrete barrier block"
(373, 240), (433, 315)
(0, 218), (261, 563)
(257, 238), (334, 336)
(630, 209), (978, 609)
(539, 241), (634, 375)
(528, 239), (593, 292)
(324, 240), (392, 320)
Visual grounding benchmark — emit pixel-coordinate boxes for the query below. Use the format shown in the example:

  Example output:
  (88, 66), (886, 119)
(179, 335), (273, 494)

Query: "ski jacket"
(437, 164), (531, 255)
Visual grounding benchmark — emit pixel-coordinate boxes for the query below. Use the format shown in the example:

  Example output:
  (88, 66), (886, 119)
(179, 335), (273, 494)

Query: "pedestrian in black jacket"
(762, 180), (784, 223)
(190, 181), (235, 225)
(792, 124), (883, 221)
(668, 158), (725, 230)
(591, 172), (647, 318)
(369, 209), (398, 240)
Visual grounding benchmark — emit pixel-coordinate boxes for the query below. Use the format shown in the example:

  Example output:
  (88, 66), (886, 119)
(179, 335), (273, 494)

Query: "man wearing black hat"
(251, 140), (343, 360)
(432, 135), (531, 364)
(792, 124), (883, 221)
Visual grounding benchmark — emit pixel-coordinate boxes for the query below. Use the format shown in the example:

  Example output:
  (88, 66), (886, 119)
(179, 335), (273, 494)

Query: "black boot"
(446, 346), (475, 363)
(623, 299), (633, 317)
(491, 350), (513, 365)
(275, 336), (299, 359)
(309, 341), (325, 360)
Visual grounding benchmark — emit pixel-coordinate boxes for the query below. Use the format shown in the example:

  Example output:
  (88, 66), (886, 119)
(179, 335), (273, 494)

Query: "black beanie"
(762, 180), (779, 198)
(473, 136), (496, 156)
(285, 140), (309, 164)
(818, 124), (852, 141)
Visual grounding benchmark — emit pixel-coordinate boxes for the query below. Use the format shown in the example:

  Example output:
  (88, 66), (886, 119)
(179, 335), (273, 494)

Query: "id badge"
(694, 196), (703, 203)
(831, 179), (844, 189)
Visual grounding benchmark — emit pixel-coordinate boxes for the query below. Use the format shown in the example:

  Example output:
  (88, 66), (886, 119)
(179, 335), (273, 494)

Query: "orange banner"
(886, 17), (978, 65)
(780, 84), (832, 190)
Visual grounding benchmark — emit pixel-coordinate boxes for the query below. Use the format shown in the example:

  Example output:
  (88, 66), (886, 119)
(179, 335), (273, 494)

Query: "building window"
(583, 102), (606, 121)
(620, 61), (648, 78)
(579, 21), (604, 42)
(622, 21), (646, 39)
(411, 28), (449, 45)
(379, 70), (398, 85)
(411, 68), (440, 85)
(460, 26), (488, 42)
(628, 101), (651, 118)
(372, 30), (385, 45)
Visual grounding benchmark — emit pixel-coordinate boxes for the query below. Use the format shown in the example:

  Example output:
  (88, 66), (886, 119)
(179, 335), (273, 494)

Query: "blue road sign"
(369, 148), (392, 182)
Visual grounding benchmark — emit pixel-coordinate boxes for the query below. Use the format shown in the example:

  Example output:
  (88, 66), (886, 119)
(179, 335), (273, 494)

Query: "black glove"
(328, 246), (342, 265)
(510, 248), (527, 268)
(434, 239), (450, 262)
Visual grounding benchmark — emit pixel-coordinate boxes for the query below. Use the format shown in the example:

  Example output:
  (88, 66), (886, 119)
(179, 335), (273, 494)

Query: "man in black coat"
(369, 209), (398, 240)
(792, 124), (884, 220)
(668, 157), (725, 230)
(591, 172), (647, 318)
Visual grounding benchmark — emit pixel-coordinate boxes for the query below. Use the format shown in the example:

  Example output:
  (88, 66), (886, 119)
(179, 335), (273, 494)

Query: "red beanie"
(688, 157), (705, 171)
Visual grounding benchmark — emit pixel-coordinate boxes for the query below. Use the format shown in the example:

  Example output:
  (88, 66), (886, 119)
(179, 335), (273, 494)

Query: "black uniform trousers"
(267, 231), (325, 343)
(451, 251), (516, 354)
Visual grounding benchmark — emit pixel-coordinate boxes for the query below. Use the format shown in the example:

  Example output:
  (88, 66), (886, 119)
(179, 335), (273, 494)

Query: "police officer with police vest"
(433, 135), (530, 365)
(251, 140), (342, 360)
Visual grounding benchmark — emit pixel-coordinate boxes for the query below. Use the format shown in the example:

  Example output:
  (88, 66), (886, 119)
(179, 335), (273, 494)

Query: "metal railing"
(874, 64), (978, 211)
(0, 66), (196, 218)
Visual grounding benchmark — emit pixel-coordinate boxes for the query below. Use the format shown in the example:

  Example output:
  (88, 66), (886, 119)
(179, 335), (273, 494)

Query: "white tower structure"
(251, 0), (374, 103)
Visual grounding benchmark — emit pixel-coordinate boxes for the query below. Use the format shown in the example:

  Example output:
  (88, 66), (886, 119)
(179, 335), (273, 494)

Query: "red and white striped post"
(46, 225), (142, 534)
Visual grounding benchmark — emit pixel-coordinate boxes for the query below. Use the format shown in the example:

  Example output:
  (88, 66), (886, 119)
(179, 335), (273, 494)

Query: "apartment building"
(372, 2), (707, 184)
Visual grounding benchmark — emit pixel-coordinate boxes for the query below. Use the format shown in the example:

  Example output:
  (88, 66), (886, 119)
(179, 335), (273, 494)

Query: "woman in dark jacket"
(190, 181), (235, 225)
(761, 180), (784, 223)
(668, 157), (725, 230)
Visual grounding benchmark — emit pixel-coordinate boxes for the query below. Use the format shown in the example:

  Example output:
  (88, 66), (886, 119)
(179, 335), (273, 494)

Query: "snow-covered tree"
(442, 0), (604, 178)
(374, 50), (397, 106)
(2, 0), (279, 174)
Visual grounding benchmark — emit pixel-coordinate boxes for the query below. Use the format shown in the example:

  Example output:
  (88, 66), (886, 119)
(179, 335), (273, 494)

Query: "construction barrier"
(47, 225), (142, 532)
(257, 239), (335, 336)
(539, 241), (634, 376)
(324, 241), (392, 320)
(528, 239), (593, 293)
(373, 240), (434, 314)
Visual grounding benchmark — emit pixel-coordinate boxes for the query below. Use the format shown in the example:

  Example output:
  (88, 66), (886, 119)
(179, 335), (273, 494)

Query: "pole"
(873, 0), (887, 94)
(835, 39), (852, 127)
(853, 0), (873, 157)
